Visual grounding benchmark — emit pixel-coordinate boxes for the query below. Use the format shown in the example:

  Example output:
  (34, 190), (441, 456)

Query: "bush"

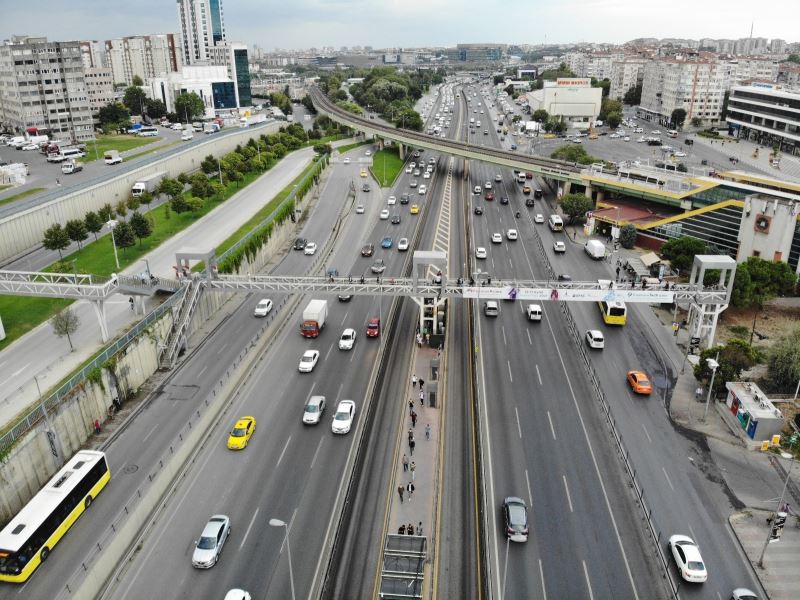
(560, 194), (593, 224)
(619, 224), (637, 249)
(694, 339), (758, 395)
(660, 236), (707, 273)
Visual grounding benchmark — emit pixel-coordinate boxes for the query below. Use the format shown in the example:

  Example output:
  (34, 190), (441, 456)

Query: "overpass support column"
(584, 183), (594, 199)
(398, 143), (406, 160)
(91, 300), (110, 343)
(561, 181), (572, 197)
(594, 188), (604, 203)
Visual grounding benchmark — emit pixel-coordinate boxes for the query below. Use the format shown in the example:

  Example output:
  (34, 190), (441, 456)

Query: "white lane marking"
(688, 524), (698, 543)
(279, 507), (299, 554)
(582, 560), (595, 600)
(535, 365), (542, 385)
(539, 559), (548, 600)
(349, 348), (356, 362)
(197, 364), (208, 378)
(276, 436), (291, 468)
(563, 475), (574, 513)
(525, 469), (533, 507)
(0, 363), (30, 388)
(501, 326), (507, 346)
(341, 311), (349, 325)
(325, 343), (334, 361)
(547, 411), (556, 440)
(515, 407), (522, 439)
(507, 360), (513, 382)
(662, 466), (675, 491)
(240, 507), (260, 549)
(310, 437), (324, 470)
(641, 423), (652, 444)
(526, 329), (532, 345)
(219, 342), (228, 352)
(141, 423), (159, 444)
(336, 382), (343, 401)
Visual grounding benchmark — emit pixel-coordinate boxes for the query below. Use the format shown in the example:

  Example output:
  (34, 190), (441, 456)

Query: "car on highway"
(224, 590), (251, 600)
(21, 143), (39, 151)
(484, 181), (492, 189)
(254, 298), (273, 317)
(298, 349), (320, 373)
(339, 328), (357, 351)
(627, 370), (653, 395)
(304, 242), (317, 255)
(356, 204), (365, 214)
(413, 169), (421, 177)
(381, 237), (393, 248)
(405, 165), (413, 174)
(553, 241), (566, 253)
(485, 191), (494, 201)
(343, 157), (351, 164)
(365, 150), (372, 156)
(398, 237), (410, 251)
(491, 233), (502, 244)
(410, 180), (418, 188)
(303, 395), (326, 425)
(651, 130), (661, 135)
(534, 214), (544, 224)
(674, 151), (687, 157)
(362, 182), (370, 192)
(192, 515), (231, 568)
(418, 185), (427, 195)
(499, 196), (509, 205)
(730, 589), (758, 600)
(293, 238), (307, 250)
(380, 209), (390, 220)
(361, 243), (374, 257)
(400, 193), (410, 204)
(423, 171), (431, 179)
(495, 174), (502, 182)
(506, 229), (518, 240)
(410, 204), (419, 214)
(331, 400), (356, 434)
(474, 185), (481, 193)
(502, 497), (529, 542)
(371, 259), (386, 274)
(391, 214), (401, 224)
(388, 195), (396, 205)
(227, 416), (256, 450)
(366, 318), (381, 337)
(585, 330), (605, 349)
(668, 535), (707, 583)
(360, 168), (367, 178)
(475, 247), (487, 259)
(474, 206), (483, 215)
(338, 294), (352, 302)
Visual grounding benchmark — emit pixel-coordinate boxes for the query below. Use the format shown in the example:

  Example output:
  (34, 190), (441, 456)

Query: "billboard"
(461, 286), (674, 303)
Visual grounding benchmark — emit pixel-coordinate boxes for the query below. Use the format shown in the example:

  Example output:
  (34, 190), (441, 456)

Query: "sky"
(1, 0), (797, 50)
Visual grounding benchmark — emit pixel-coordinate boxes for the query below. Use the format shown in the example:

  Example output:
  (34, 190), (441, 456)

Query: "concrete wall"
(0, 123), (284, 263)
(0, 312), (173, 523)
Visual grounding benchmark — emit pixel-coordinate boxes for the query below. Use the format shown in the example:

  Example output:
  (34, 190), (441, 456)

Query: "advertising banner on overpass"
(461, 286), (674, 303)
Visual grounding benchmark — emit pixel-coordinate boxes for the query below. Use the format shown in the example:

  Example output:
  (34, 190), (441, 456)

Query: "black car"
(557, 274), (572, 281)
(502, 497), (529, 542)
(361, 243), (374, 257)
(474, 206), (483, 215)
(525, 198), (534, 207)
(338, 295), (352, 302)
(400, 193), (410, 204)
(391, 215), (401, 224)
(413, 151), (420, 158)
(293, 238), (307, 250)
(362, 183), (371, 192)
(533, 189), (543, 199)
(500, 196), (509, 205)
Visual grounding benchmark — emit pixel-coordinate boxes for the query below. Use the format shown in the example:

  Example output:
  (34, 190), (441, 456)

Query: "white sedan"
(365, 150), (372, 156)
(339, 328), (357, 350)
(397, 237), (410, 251)
(585, 330), (604, 349)
(674, 151), (687, 157)
(475, 246), (487, 259)
(534, 214), (544, 224)
(506, 229), (518, 241)
(388, 195), (397, 205)
(491, 233), (502, 244)
(21, 143), (39, 151)
(253, 298), (273, 317)
(553, 241), (566, 253)
(302, 395), (326, 425)
(343, 157), (351, 164)
(356, 204), (365, 214)
(380, 209), (390, 220)
(668, 535), (707, 583)
(405, 166), (412, 173)
(303, 242), (317, 255)
(298, 350), (320, 373)
(332, 400), (356, 434)
(418, 185), (427, 195)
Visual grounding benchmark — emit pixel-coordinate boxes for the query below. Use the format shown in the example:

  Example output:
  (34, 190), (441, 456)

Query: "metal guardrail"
(0, 286), (187, 456)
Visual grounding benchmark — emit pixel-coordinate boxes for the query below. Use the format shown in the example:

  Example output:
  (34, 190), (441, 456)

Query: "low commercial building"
(148, 65), (236, 117)
(723, 382), (784, 443)
(525, 78), (602, 130)
(726, 83), (800, 156)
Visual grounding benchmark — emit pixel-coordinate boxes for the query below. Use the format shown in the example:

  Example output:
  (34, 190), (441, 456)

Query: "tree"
(660, 236), (707, 273)
(131, 75), (144, 86)
(690, 117), (702, 128)
(129, 212), (152, 245)
(113, 220), (136, 250)
(591, 78), (610, 97)
(532, 109), (548, 123)
(671, 108), (687, 129)
(157, 177), (184, 201)
(84, 211), (103, 241)
(201, 154), (218, 175)
(623, 84), (642, 106)
(145, 98), (167, 120)
(98, 203), (115, 222)
(42, 224), (71, 258)
(606, 112), (622, 129)
(174, 92), (205, 121)
(189, 172), (213, 198)
(52, 308), (80, 352)
(731, 256), (798, 308)
(599, 98), (623, 120)
(65, 219), (88, 249)
(767, 327), (800, 393)
(560, 194), (593, 224)
(97, 102), (131, 130)
(694, 339), (757, 396)
(619, 224), (637, 249)
(126, 194), (140, 212)
(313, 143), (332, 155)
(115, 200), (128, 217)
(139, 190), (154, 205)
(123, 86), (147, 115)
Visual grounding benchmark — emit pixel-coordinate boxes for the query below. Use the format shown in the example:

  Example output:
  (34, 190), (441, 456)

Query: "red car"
(366, 318), (381, 338)
(485, 191), (494, 201)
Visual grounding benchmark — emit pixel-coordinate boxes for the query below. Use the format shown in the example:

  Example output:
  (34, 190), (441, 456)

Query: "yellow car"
(227, 416), (256, 449)
(543, 133), (556, 139)
(410, 204), (420, 214)
(360, 168), (368, 178)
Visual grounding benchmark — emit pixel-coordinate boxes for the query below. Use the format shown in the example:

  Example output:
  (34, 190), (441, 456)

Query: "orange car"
(627, 371), (653, 395)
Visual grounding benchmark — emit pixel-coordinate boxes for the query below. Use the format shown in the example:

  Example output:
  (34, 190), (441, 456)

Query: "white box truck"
(131, 172), (165, 197)
(104, 150), (122, 165)
(300, 299), (328, 337)
(584, 240), (606, 260)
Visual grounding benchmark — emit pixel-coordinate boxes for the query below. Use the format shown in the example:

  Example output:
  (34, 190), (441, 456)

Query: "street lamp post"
(106, 219), (120, 269)
(269, 518), (295, 600)
(759, 437), (797, 567)
(702, 354), (720, 422)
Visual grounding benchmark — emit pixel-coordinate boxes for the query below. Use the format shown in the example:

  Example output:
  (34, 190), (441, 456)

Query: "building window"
(752, 250), (760, 257)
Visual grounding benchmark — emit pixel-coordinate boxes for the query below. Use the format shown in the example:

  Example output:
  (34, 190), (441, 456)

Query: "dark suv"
(293, 238), (307, 250)
(502, 497), (529, 542)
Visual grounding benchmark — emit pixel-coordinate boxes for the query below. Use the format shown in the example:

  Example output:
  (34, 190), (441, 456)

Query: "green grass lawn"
(82, 135), (158, 162)
(336, 140), (370, 154)
(125, 140), (182, 162)
(0, 187), (47, 207)
(371, 147), (404, 187)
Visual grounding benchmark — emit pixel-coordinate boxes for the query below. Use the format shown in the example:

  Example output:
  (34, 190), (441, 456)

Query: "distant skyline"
(2, 0), (797, 51)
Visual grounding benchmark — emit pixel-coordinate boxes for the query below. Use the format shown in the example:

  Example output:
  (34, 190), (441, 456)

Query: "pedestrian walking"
(407, 523), (415, 535)
(398, 485), (404, 503)
(417, 521), (423, 536)
(129, 297), (134, 311)
(408, 428), (414, 442)
(410, 461), (416, 481)
(409, 399), (415, 413)
(406, 481), (415, 500)
(425, 423), (431, 440)
(419, 390), (425, 406)
(419, 378), (425, 390)
(402, 454), (409, 472)
(411, 410), (417, 428)
(412, 374), (417, 388)
(409, 438), (416, 456)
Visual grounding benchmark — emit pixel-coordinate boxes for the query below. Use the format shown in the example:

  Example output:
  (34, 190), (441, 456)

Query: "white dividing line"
(141, 423), (159, 444)
(276, 436), (291, 468)
(219, 342), (228, 353)
(325, 343), (334, 361)
(563, 476), (574, 513)
(526, 329), (532, 345)
(662, 466), (675, 491)
(688, 524), (698, 543)
(535, 365), (542, 385)
(501, 326), (507, 346)
(0, 363), (30, 388)
(641, 423), (653, 444)
(539, 559), (548, 600)
(515, 407), (522, 439)
(547, 411), (556, 440)
(310, 437), (324, 470)
(525, 469), (533, 507)
(240, 507), (260, 549)
(582, 560), (595, 600)
(341, 311), (349, 325)
(507, 360), (513, 382)
(335, 382), (343, 401)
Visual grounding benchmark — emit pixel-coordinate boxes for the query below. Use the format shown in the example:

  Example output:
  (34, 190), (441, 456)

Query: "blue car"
(381, 237), (393, 249)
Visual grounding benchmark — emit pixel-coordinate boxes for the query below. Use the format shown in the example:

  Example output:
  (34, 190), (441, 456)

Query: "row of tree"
(98, 88), (207, 133)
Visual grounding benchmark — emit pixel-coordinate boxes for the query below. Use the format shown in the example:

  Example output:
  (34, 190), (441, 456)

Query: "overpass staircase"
(158, 279), (204, 370)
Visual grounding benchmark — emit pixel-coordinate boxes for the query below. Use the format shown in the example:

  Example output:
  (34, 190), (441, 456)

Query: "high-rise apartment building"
(609, 58), (648, 100)
(104, 34), (181, 86)
(177, 0), (226, 65)
(0, 36), (94, 142)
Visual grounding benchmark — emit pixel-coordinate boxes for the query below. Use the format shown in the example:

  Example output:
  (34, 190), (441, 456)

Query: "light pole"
(216, 159), (224, 186)
(269, 518), (295, 600)
(759, 436), (797, 567)
(106, 219), (120, 269)
(702, 355), (720, 422)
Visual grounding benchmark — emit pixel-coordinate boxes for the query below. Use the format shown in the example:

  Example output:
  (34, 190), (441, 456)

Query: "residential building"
(177, 0), (226, 65)
(778, 63), (800, 88)
(726, 83), (800, 155)
(104, 34), (182, 86)
(84, 67), (115, 113)
(525, 78), (602, 130)
(609, 58), (648, 100)
(251, 70), (304, 99)
(726, 57), (780, 86)
(148, 64), (234, 116)
(0, 35), (94, 142)
(78, 40), (105, 70)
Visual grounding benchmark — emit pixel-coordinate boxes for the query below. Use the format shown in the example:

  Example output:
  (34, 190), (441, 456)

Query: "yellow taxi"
(543, 133), (556, 139)
(627, 371), (653, 395)
(360, 168), (368, 178)
(410, 204), (420, 214)
(227, 416), (256, 449)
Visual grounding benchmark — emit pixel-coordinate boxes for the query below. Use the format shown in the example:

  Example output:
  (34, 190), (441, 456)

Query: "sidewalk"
(692, 134), (800, 184)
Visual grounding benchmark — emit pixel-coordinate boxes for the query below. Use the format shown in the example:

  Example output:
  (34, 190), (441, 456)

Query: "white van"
(61, 148), (85, 160)
(548, 214), (563, 231)
(526, 304), (542, 321)
(584, 240), (606, 260)
(484, 301), (499, 317)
